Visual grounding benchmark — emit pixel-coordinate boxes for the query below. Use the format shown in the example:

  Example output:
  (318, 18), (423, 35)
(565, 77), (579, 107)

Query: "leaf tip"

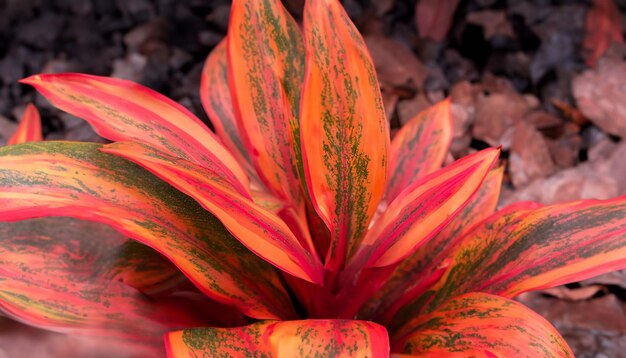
(19, 75), (42, 86)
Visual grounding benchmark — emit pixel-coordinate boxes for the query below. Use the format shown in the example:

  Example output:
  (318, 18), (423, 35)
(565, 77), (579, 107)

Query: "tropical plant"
(1, 0), (626, 356)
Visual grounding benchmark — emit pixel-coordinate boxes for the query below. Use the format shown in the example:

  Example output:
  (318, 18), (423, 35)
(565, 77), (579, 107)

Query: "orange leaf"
(227, 0), (306, 205)
(349, 148), (499, 270)
(20, 73), (250, 196)
(201, 39), (255, 176)
(396, 196), (626, 331)
(102, 141), (323, 285)
(362, 167), (504, 323)
(386, 99), (453, 202)
(392, 293), (573, 357)
(165, 320), (389, 357)
(0, 142), (294, 320)
(301, 0), (390, 270)
(7, 103), (42, 145)
(0, 218), (205, 356)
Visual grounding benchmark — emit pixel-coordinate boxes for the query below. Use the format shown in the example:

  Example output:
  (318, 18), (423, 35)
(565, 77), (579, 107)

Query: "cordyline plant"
(2, 0), (626, 356)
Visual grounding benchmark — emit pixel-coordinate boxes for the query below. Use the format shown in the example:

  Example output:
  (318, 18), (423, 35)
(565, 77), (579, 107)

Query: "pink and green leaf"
(385, 99), (453, 202)
(102, 141), (323, 285)
(20, 73), (250, 196)
(201, 39), (253, 173)
(347, 148), (499, 271)
(392, 293), (573, 357)
(0, 218), (208, 356)
(301, 0), (390, 270)
(0, 141), (295, 320)
(102, 236), (187, 296)
(394, 197), (626, 333)
(473, 198), (626, 296)
(227, 0), (306, 205)
(165, 320), (389, 357)
(7, 103), (42, 145)
(361, 167), (504, 323)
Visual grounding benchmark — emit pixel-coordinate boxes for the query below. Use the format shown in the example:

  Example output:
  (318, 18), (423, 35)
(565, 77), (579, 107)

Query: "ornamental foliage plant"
(1, 0), (626, 356)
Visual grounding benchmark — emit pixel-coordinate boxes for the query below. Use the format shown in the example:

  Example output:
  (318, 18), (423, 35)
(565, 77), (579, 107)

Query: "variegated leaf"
(392, 293), (573, 357)
(301, 0), (390, 270)
(393, 197), (626, 334)
(0, 218), (207, 356)
(7, 103), (42, 145)
(362, 167), (504, 322)
(228, 0), (305, 205)
(347, 148), (499, 272)
(102, 141), (323, 285)
(102, 237), (186, 296)
(0, 142), (295, 320)
(165, 320), (389, 357)
(201, 39), (253, 173)
(386, 99), (453, 202)
(20, 73), (250, 196)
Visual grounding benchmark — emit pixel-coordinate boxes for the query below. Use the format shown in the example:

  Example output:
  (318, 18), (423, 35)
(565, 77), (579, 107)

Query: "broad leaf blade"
(349, 148), (499, 270)
(396, 197), (626, 331)
(103, 239), (186, 296)
(387, 203), (537, 333)
(7, 103), (42, 145)
(0, 142), (294, 320)
(20, 73), (250, 196)
(386, 99), (453, 202)
(487, 198), (626, 296)
(362, 167), (504, 322)
(0, 218), (205, 356)
(201, 39), (252, 172)
(392, 293), (573, 357)
(301, 0), (390, 270)
(165, 320), (389, 357)
(228, 0), (305, 205)
(102, 141), (324, 285)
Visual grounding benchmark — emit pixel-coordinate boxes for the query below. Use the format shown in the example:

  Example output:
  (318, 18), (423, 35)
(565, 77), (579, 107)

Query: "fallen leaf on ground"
(472, 89), (536, 147)
(397, 94), (433, 127)
(519, 293), (626, 333)
(580, 270), (626, 288)
(583, 0), (624, 67)
(449, 81), (475, 139)
(573, 58), (626, 138)
(541, 285), (604, 301)
(547, 136), (580, 169)
(414, 0), (461, 41)
(552, 99), (588, 127)
(509, 120), (556, 187)
(466, 10), (514, 39)
(365, 35), (428, 92)
(500, 161), (619, 205)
